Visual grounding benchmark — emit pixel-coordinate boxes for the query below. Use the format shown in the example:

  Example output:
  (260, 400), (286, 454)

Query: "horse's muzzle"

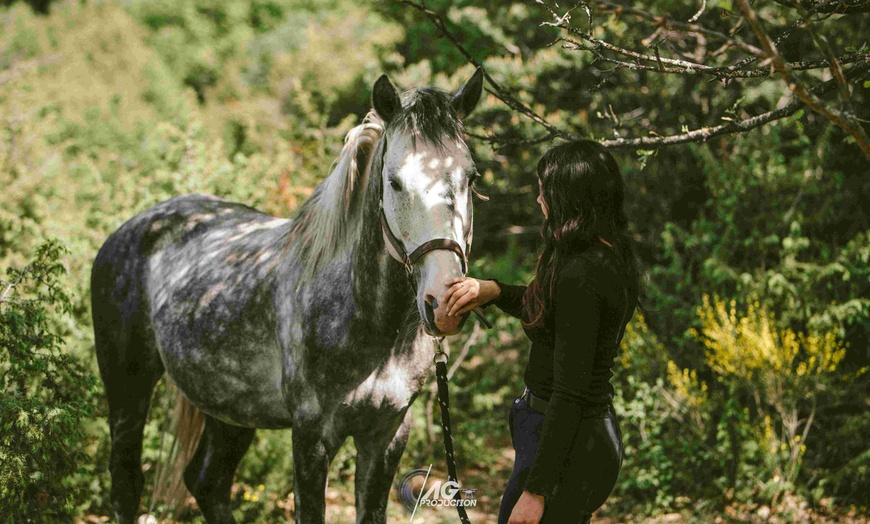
(422, 296), (468, 336)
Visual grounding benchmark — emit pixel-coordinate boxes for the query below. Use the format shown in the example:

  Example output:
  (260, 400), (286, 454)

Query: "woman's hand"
(508, 491), (545, 524)
(443, 277), (500, 317)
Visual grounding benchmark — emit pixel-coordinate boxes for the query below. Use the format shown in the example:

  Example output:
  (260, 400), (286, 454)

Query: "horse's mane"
(287, 88), (465, 283)
(286, 109), (385, 280)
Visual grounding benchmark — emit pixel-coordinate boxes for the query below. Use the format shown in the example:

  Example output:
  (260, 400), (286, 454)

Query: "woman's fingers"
(444, 283), (466, 309)
(445, 285), (470, 313)
(443, 283), (460, 305)
(444, 277), (482, 316)
(452, 302), (475, 317)
(448, 289), (475, 316)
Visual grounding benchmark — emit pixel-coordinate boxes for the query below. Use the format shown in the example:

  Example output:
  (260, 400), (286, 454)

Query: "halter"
(377, 135), (472, 277)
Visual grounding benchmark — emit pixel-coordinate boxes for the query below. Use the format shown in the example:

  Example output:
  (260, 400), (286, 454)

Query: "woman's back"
(522, 240), (638, 408)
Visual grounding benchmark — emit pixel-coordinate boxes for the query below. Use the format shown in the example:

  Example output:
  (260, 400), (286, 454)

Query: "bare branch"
(401, 0), (578, 140)
(735, 0), (870, 159)
(538, 0), (717, 72)
(601, 62), (870, 149)
(726, 0), (843, 72)
(594, 0), (764, 56)
(559, 35), (867, 78)
(688, 0), (708, 23)
(404, 0), (870, 153)
(790, 2), (851, 102)
(539, 1), (869, 81)
(771, 0), (870, 14)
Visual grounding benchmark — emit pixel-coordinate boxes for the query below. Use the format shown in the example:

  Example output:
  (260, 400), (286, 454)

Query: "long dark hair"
(522, 139), (644, 328)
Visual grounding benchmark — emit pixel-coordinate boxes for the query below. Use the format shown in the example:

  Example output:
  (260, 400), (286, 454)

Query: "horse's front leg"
(353, 408), (413, 524)
(291, 416), (343, 524)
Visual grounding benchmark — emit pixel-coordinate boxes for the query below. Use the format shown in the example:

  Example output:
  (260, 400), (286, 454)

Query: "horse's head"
(372, 69), (484, 337)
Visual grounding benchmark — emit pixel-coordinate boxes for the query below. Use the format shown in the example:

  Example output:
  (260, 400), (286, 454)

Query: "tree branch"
(403, 0), (870, 154)
(558, 35), (867, 78)
(401, 0), (577, 140)
(601, 62), (870, 149)
(593, 0), (763, 56)
(726, 0), (845, 72)
(735, 0), (870, 160)
(770, 0), (870, 14)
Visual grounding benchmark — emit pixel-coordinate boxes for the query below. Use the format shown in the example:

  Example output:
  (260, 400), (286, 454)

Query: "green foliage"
(1, 0), (395, 518)
(0, 239), (99, 521)
(694, 295), (862, 507)
(610, 315), (720, 514)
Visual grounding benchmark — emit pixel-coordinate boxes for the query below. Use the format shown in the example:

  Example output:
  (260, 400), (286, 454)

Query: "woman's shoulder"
(557, 244), (623, 287)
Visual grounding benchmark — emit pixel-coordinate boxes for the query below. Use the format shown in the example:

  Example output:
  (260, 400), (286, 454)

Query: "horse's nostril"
(422, 300), (441, 335)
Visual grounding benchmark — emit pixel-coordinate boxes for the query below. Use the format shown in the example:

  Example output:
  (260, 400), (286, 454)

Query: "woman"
(443, 140), (641, 524)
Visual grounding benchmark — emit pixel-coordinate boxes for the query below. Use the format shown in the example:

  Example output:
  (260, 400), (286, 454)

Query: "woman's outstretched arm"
(444, 277), (527, 320)
(484, 279), (526, 319)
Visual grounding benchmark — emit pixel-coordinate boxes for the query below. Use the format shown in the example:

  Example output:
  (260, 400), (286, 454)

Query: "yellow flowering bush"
(691, 294), (852, 506)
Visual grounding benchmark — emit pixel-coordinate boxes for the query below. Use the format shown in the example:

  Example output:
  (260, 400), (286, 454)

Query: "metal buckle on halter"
(432, 336), (449, 363)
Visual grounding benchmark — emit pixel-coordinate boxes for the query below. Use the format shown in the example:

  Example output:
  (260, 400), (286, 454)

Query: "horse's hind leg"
(353, 409), (413, 524)
(183, 415), (255, 524)
(96, 331), (164, 524)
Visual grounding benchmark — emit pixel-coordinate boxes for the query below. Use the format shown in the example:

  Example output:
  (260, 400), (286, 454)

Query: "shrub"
(692, 294), (863, 508)
(0, 239), (99, 521)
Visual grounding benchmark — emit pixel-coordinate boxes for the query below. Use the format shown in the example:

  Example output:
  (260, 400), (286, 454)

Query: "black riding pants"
(497, 394), (623, 523)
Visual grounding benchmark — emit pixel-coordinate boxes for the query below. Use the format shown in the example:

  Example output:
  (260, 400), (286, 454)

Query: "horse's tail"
(151, 383), (205, 514)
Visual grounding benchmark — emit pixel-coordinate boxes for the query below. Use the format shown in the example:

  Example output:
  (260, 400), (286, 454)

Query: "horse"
(90, 69), (485, 524)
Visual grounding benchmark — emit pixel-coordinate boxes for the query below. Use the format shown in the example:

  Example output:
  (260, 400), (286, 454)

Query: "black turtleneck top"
(482, 241), (637, 499)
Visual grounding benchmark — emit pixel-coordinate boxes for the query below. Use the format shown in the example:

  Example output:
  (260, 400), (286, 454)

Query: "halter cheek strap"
(379, 200), (469, 275)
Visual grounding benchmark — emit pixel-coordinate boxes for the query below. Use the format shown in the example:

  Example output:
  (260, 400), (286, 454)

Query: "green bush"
(0, 239), (99, 521)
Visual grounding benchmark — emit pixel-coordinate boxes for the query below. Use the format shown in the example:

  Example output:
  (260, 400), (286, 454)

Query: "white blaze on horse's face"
(382, 128), (475, 336)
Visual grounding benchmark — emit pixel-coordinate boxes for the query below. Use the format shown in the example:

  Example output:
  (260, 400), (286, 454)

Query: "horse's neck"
(350, 200), (418, 336)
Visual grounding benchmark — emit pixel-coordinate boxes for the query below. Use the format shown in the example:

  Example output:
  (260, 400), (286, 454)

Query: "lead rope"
(433, 337), (473, 524)
(400, 262), (474, 523)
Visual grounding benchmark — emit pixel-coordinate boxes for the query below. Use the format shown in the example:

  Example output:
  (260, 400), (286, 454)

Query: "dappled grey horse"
(91, 69), (484, 524)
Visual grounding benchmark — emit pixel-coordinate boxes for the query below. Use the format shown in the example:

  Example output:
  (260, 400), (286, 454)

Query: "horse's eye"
(389, 177), (402, 192)
(469, 171), (489, 201)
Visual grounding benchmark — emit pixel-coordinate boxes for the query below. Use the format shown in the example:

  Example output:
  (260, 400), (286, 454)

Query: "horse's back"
(92, 193), (297, 427)
(89, 195), (234, 388)
(91, 193), (273, 326)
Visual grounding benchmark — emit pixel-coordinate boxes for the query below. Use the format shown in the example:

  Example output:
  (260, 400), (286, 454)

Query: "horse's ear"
(451, 67), (484, 120)
(373, 74), (402, 124)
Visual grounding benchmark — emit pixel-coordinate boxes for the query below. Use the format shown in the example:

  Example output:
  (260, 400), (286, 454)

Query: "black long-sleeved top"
(482, 241), (637, 499)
